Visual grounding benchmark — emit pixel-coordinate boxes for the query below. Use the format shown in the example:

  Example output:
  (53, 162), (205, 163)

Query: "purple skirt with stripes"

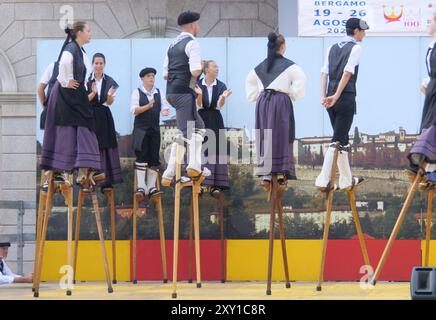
(40, 81), (101, 172)
(409, 125), (436, 165)
(255, 91), (296, 180)
(100, 147), (123, 185)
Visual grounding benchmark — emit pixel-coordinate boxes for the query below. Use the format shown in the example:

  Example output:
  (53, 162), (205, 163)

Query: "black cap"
(346, 18), (370, 31)
(177, 11), (200, 26)
(139, 68), (157, 78)
(0, 242), (11, 248)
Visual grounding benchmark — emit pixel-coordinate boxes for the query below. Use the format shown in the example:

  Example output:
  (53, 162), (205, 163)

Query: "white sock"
(135, 162), (147, 191)
(315, 146), (336, 188)
(337, 150), (353, 189)
(163, 142), (185, 180)
(147, 168), (158, 190)
(187, 133), (204, 173)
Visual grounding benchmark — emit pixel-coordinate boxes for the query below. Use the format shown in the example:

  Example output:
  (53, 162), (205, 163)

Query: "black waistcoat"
(54, 41), (94, 130)
(166, 35), (195, 94)
(327, 41), (359, 96)
(134, 88), (162, 132)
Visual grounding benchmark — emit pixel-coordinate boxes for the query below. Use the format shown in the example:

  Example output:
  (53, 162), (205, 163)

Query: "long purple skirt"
(40, 81), (101, 172)
(255, 91), (296, 180)
(100, 147), (123, 185)
(204, 160), (229, 189)
(409, 125), (436, 165)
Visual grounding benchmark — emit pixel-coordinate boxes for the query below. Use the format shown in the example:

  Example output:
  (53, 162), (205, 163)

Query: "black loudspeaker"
(410, 267), (436, 300)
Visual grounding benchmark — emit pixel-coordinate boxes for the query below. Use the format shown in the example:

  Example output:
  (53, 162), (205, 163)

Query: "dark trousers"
(327, 93), (356, 146)
(166, 93), (205, 139)
(135, 131), (161, 166)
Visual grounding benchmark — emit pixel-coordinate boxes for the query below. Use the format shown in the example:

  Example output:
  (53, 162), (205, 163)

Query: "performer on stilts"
(38, 61), (59, 131)
(409, 12), (436, 184)
(40, 21), (103, 189)
(246, 32), (307, 187)
(162, 11), (210, 184)
(87, 53), (123, 192)
(131, 68), (170, 197)
(195, 60), (232, 195)
(315, 18), (369, 192)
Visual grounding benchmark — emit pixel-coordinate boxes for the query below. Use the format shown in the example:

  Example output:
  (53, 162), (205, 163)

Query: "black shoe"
(136, 188), (146, 198)
(148, 187), (163, 198)
(101, 183), (113, 194)
(210, 187), (221, 196)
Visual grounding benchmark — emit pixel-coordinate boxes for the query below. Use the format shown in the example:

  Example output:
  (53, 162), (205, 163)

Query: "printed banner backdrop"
(298, 0), (436, 37)
(36, 37), (435, 242)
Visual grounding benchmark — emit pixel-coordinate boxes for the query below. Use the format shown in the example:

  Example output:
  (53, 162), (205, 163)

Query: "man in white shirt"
(37, 61), (59, 130)
(316, 17), (369, 192)
(162, 11), (210, 185)
(0, 242), (33, 285)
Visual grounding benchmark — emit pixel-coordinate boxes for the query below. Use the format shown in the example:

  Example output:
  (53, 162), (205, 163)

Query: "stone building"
(0, 0), (279, 274)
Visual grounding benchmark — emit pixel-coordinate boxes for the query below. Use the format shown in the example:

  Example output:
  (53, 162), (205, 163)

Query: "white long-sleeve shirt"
(0, 259), (18, 285)
(163, 31), (202, 79)
(57, 49), (92, 90)
(130, 86), (170, 115)
(245, 64), (307, 102)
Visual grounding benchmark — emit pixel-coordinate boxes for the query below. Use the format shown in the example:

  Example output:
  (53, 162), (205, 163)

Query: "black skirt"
(93, 105), (118, 149)
(55, 84), (95, 131)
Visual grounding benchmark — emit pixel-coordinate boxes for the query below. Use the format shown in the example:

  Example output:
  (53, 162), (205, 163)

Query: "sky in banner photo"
(37, 36), (431, 143)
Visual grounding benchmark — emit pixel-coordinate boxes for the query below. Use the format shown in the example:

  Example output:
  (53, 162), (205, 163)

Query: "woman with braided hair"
(245, 32), (307, 188)
(40, 21), (103, 190)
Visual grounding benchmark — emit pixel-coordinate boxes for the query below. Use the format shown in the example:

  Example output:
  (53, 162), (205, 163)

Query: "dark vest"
(327, 41), (359, 96)
(64, 41), (87, 84)
(40, 62), (60, 130)
(166, 35), (195, 94)
(54, 40), (94, 130)
(427, 46), (436, 79)
(87, 74), (119, 108)
(198, 79), (227, 110)
(134, 88), (162, 131)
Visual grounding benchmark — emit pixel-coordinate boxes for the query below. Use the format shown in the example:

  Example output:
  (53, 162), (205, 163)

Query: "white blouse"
(245, 64), (307, 102)
(57, 49), (92, 90)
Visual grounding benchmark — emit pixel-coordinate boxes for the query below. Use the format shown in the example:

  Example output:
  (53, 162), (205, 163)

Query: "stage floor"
(0, 282), (410, 300)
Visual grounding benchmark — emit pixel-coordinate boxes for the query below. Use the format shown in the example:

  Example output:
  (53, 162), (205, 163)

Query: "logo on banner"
(383, 5), (404, 23)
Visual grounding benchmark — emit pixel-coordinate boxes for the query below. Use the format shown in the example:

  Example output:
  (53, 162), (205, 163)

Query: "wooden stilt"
(105, 189), (117, 284)
(153, 189), (168, 283)
(188, 199), (194, 283)
(192, 179), (202, 288)
(132, 169), (138, 284)
(33, 170), (47, 292)
(65, 183), (74, 296)
(371, 173), (422, 285)
(317, 144), (340, 292)
(266, 177), (277, 296)
(33, 171), (54, 298)
(425, 189), (433, 267)
(73, 189), (84, 284)
(212, 192), (226, 284)
(171, 143), (184, 299)
(91, 193), (113, 293)
(348, 190), (371, 267)
(277, 180), (291, 289)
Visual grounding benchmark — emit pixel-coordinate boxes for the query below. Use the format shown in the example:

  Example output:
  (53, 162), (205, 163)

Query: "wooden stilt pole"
(425, 188), (433, 267)
(92, 193), (113, 293)
(277, 181), (291, 289)
(348, 189), (371, 267)
(73, 189), (84, 285)
(266, 177), (277, 296)
(371, 173), (422, 285)
(317, 144), (340, 291)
